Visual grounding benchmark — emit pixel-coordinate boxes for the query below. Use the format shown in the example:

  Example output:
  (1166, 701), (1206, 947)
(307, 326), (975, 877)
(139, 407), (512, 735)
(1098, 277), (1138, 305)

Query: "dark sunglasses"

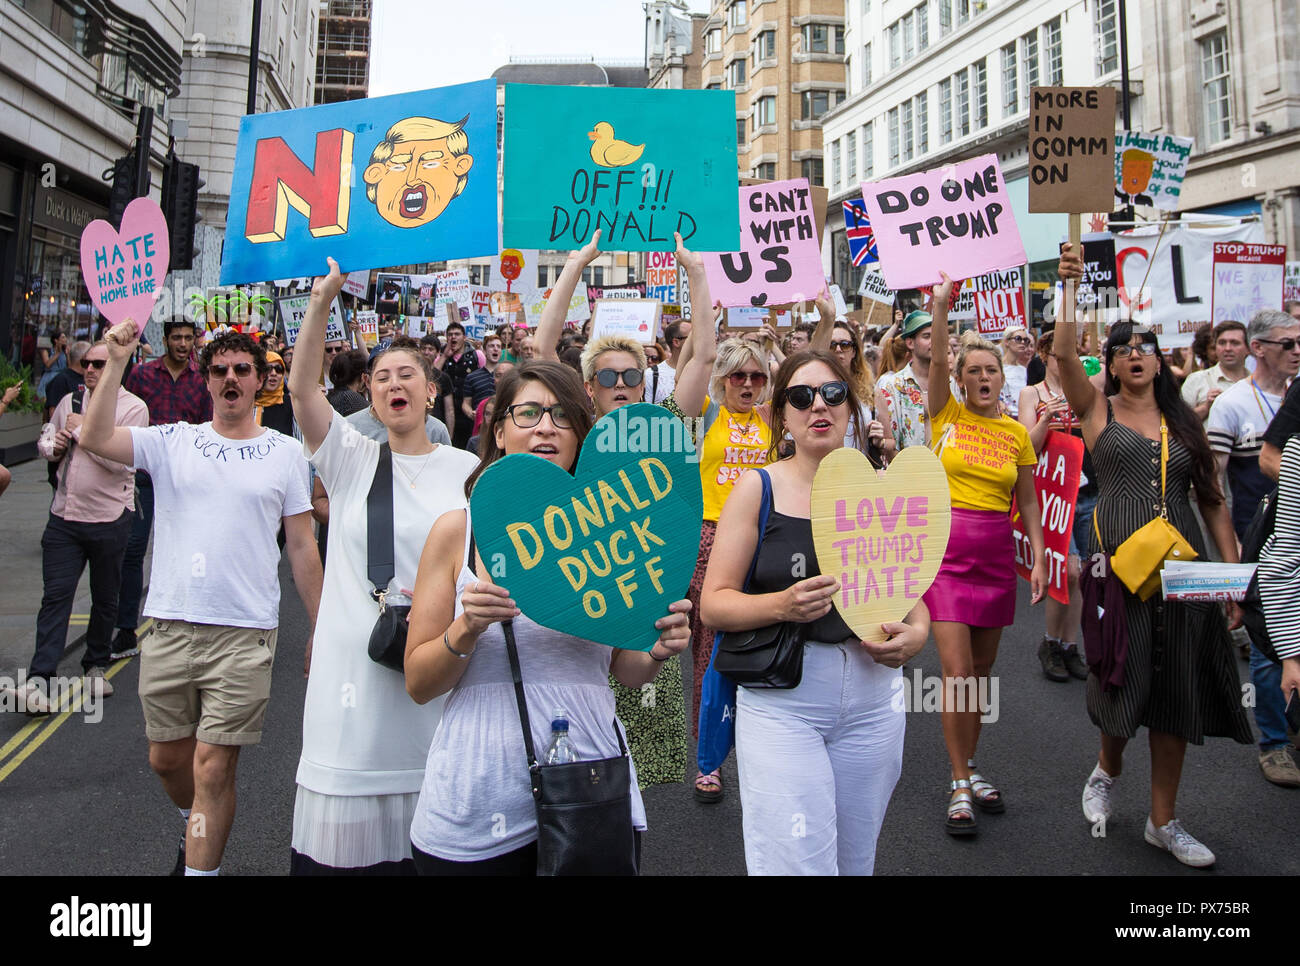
(1112, 343), (1157, 359)
(1257, 337), (1299, 352)
(324, 345), (344, 354)
(786, 381), (848, 410)
(728, 370), (768, 387)
(268, 364), (285, 374)
(594, 368), (644, 388)
(829, 339), (856, 351)
(207, 362), (255, 378)
(84, 359), (108, 370)
(1007, 335), (1032, 345)
(505, 402), (572, 429)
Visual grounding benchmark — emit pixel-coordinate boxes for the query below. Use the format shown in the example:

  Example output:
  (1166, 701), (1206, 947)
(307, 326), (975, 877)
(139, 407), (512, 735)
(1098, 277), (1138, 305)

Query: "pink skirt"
(923, 508), (1017, 628)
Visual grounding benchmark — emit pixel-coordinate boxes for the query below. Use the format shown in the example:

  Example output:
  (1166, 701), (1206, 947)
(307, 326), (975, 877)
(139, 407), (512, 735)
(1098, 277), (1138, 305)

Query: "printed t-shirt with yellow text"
(699, 396), (772, 522)
(932, 395), (1036, 512)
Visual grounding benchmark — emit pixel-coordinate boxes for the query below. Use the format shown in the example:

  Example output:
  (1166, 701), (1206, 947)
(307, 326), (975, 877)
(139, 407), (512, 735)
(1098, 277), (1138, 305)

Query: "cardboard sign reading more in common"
(810, 446), (952, 644)
(860, 154), (1026, 290)
(502, 84), (740, 252)
(80, 197), (170, 334)
(590, 298), (661, 345)
(703, 178), (825, 308)
(469, 403), (704, 651)
(1028, 86), (1117, 213)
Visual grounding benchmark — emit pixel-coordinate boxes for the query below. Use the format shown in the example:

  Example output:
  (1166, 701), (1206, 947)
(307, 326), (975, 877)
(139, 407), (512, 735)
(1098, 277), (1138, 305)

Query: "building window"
(902, 11), (915, 60)
(888, 107), (900, 168)
(1095, 0), (1118, 75)
(1020, 30), (1039, 105)
(957, 68), (970, 137)
(902, 99), (914, 162)
(862, 42), (872, 87)
(916, 2), (929, 49)
(939, 0), (952, 36)
(805, 24), (828, 53)
(706, 29), (722, 53)
(845, 130), (857, 184)
(538, 264), (549, 288)
(801, 89), (832, 120)
(593, 266), (605, 288)
(756, 162), (776, 179)
(939, 77), (953, 144)
(707, 80), (722, 90)
(737, 116), (746, 145)
(1201, 30), (1233, 143)
(1001, 43), (1018, 114)
(802, 157), (824, 186)
(756, 29), (777, 60)
(756, 95), (777, 126)
(863, 121), (874, 178)
(956, 0), (970, 28)
(729, 1), (747, 29)
(888, 22), (901, 68)
(728, 56), (747, 87)
(831, 140), (842, 193)
(1045, 17), (1063, 85)
(915, 91), (928, 155)
(582, 268), (592, 286)
(972, 58), (988, 129)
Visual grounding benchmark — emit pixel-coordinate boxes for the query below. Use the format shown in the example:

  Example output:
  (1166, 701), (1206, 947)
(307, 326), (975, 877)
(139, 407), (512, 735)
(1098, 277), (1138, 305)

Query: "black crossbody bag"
(366, 444), (408, 671)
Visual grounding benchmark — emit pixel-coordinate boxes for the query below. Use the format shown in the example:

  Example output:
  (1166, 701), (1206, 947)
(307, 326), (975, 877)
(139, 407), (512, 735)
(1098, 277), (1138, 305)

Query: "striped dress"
(1084, 404), (1252, 744)
(1259, 436), (1300, 661)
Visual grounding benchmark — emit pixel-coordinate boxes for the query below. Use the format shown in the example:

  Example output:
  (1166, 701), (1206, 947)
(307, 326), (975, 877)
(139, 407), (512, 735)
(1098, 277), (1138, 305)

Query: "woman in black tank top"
(701, 350), (930, 875)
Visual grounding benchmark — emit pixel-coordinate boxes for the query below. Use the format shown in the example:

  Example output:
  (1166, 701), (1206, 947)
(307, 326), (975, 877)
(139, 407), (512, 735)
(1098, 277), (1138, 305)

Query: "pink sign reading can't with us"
(702, 178), (826, 308)
(859, 153), (1026, 291)
(79, 197), (170, 335)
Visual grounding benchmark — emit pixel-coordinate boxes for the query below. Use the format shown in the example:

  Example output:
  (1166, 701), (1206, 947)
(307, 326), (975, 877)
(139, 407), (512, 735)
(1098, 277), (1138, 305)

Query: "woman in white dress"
(287, 259), (479, 874)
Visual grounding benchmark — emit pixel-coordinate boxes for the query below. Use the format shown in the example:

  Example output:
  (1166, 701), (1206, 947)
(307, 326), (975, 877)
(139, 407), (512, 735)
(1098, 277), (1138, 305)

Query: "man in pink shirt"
(20, 340), (148, 715)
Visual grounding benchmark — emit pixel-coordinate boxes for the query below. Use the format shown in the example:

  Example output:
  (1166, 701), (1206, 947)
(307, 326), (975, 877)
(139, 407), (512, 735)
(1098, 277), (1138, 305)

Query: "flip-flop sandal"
(694, 769), (723, 804)
(967, 764), (1005, 813)
(947, 780), (977, 836)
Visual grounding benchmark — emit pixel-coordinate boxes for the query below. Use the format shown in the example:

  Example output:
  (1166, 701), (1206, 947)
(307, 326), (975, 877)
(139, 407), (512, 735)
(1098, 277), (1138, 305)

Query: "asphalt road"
(2, 564), (1296, 877)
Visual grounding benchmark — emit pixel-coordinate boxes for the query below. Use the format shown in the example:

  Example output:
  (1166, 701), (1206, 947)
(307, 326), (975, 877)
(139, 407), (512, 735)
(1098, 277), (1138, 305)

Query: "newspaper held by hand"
(1160, 561), (1257, 602)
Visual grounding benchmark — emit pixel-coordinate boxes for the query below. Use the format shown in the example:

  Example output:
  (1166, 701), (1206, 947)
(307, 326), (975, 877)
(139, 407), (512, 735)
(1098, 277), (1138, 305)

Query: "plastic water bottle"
(543, 708), (578, 764)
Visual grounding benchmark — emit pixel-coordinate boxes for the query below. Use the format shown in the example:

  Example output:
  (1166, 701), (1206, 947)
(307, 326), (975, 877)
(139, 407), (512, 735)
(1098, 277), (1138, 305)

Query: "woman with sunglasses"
(404, 362), (692, 874)
(927, 274), (1046, 836)
(829, 323), (885, 456)
(998, 326), (1036, 417)
(1056, 247), (1251, 868)
(533, 229), (718, 790)
(285, 259), (481, 875)
(702, 349), (929, 873)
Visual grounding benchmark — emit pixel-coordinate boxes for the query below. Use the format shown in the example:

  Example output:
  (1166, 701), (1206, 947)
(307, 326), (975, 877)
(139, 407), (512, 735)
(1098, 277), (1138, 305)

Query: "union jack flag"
(843, 198), (878, 267)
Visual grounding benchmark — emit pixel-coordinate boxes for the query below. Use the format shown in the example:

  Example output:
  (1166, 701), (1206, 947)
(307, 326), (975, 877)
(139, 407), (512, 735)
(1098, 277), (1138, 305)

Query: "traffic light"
(161, 158), (203, 271)
(106, 153), (140, 229)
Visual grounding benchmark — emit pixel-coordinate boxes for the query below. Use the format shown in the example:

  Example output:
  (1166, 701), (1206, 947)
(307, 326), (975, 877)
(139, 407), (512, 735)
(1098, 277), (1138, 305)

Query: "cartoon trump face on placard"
(363, 115), (474, 229)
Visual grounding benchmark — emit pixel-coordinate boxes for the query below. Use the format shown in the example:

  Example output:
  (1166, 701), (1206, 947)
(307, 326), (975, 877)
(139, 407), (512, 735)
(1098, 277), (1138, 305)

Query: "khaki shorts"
(138, 620), (277, 746)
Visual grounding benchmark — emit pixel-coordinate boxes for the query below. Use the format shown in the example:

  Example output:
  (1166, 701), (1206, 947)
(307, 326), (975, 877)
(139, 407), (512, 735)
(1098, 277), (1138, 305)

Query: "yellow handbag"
(1093, 417), (1197, 601)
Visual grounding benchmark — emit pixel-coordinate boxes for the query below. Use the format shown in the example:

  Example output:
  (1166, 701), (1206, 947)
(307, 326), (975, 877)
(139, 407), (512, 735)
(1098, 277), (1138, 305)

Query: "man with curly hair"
(79, 322), (323, 876)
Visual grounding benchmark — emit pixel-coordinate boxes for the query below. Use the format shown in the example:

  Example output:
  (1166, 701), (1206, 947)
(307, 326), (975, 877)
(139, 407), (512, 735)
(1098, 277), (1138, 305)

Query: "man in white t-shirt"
(80, 322), (323, 876)
(1181, 320), (1249, 422)
(648, 319), (691, 405)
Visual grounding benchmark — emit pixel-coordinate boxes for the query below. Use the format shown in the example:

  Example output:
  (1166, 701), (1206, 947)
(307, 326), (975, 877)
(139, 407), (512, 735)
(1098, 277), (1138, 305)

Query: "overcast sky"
(370, 0), (711, 95)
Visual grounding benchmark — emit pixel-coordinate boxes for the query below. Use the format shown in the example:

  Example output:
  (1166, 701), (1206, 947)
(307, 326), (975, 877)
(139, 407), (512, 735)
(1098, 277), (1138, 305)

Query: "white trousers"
(736, 642), (905, 876)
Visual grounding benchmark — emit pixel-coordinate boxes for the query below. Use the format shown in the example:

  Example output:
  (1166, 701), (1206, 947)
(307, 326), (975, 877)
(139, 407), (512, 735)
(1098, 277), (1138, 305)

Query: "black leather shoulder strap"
(366, 443), (394, 595)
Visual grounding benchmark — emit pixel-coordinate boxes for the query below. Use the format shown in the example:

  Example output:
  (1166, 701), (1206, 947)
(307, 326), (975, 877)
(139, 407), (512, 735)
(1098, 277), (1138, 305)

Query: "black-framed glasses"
(829, 339), (856, 351)
(207, 362), (255, 378)
(786, 381), (848, 410)
(84, 359), (108, 370)
(1112, 343), (1157, 359)
(1256, 337), (1299, 352)
(268, 364), (285, 374)
(505, 402), (572, 429)
(594, 368), (644, 388)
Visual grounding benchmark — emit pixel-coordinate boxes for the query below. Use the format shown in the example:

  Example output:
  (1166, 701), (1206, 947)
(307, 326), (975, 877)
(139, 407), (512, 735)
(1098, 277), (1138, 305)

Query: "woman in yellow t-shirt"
(926, 273), (1046, 837)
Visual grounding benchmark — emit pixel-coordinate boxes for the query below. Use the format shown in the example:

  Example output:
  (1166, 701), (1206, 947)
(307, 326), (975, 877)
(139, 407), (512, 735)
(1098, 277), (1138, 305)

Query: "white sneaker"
(1082, 763), (1115, 824)
(84, 667), (114, 698)
(1144, 817), (1216, 868)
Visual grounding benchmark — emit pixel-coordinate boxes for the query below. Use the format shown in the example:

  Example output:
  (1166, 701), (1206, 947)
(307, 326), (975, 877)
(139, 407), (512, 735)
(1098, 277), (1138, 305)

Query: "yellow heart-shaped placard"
(811, 446), (952, 643)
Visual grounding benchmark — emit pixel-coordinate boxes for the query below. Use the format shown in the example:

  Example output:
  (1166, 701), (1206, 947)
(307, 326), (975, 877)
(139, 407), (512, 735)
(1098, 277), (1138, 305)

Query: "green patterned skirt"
(610, 655), (687, 789)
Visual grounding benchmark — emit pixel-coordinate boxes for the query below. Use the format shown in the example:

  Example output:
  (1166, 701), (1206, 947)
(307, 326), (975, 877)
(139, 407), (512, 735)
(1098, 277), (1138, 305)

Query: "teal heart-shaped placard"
(470, 403), (704, 651)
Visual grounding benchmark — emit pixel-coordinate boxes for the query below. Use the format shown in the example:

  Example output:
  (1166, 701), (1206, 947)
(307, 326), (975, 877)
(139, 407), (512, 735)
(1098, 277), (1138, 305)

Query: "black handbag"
(366, 444), (408, 671)
(712, 468), (807, 689)
(501, 619), (638, 876)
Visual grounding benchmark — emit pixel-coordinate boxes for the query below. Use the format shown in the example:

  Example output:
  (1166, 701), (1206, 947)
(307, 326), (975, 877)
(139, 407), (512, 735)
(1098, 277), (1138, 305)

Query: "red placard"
(1011, 431), (1085, 604)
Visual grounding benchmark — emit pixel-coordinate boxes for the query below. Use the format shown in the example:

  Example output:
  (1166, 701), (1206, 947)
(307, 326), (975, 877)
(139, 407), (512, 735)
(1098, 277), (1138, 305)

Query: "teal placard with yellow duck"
(502, 84), (740, 253)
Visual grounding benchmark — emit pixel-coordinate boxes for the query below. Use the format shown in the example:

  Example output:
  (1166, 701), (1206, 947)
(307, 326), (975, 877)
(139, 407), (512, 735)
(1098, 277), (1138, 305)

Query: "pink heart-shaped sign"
(80, 197), (170, 334)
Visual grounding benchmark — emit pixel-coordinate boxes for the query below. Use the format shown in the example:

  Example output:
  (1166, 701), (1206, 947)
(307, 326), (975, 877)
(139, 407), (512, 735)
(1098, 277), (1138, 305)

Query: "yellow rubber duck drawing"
(587, 122), (645, 167)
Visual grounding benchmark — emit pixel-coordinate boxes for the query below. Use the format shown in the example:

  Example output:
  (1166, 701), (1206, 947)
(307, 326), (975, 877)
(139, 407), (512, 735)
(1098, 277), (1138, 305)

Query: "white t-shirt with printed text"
(130, 421), (312, 629)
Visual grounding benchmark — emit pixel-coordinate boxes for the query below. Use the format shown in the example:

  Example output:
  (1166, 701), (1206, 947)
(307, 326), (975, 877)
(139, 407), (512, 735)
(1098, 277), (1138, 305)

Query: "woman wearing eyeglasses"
(1056, 247), (1250, 868)
(702, 349), (929, 873)
(286, 259), (480, 875)
(927, 275), (1047, 836)
(404, 362), (692, 874)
